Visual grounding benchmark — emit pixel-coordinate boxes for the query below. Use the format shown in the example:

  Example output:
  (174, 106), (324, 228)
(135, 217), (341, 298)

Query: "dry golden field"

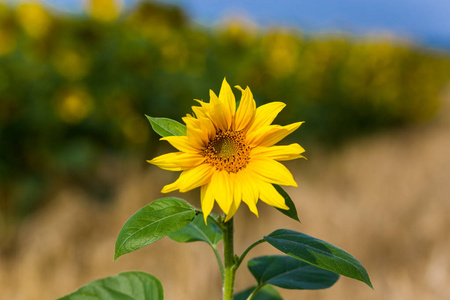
(1, 92), (449, 300)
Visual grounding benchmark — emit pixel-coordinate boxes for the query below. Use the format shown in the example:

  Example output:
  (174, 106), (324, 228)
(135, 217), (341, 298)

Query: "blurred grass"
(1, 0), (450, 225)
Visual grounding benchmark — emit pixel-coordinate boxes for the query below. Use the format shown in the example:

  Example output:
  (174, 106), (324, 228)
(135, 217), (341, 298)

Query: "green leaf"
(169, 213), (222, 246)
(264, 229), (373, 288)
(58, 271), (163, 300)
(114, 198), (196, 260)
(233, 285), (282, 300)
(146, 116), (187, 137)
(248, 255), (339, 290)
(273, 185), (300, 222)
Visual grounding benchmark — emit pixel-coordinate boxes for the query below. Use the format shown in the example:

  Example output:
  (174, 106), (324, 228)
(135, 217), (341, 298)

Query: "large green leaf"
(264, 229), (372, 288)
(248, 255), (339, 290)
(146, 116), (187, 137)
(169, 213), (222, 246)
(114, 198), (196, 260)
(233, 285), (282, 300)
(58, 271), (163, 300)
(273, 185), (300, 222)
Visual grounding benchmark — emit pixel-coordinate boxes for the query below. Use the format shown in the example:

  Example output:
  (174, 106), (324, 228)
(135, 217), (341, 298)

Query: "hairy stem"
(222, 218), (236, 300)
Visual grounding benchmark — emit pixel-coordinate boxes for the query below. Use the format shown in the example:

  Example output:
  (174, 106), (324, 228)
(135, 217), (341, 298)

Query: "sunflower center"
(203, 129), (251, 173)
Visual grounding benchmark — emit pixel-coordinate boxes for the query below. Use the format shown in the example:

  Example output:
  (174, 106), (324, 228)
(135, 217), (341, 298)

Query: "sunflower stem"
(236, 239), (266, 269)
(222, 217), (236, 300)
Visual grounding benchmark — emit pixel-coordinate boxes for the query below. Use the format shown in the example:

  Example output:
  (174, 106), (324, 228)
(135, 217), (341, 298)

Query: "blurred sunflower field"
(1, 0), (450, 229)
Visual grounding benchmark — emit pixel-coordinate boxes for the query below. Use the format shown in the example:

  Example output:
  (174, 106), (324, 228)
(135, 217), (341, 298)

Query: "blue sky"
(33, 0), (450, 49)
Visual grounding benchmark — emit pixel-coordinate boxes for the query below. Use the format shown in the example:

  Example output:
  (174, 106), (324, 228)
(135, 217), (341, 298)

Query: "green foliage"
(247, 255), (339, 290)
(169, 213), (222, 246)
(146, 116), (187, 138)
(272, 185), (300, 222)
(114, 197), (196, 260)
(264, 229), (373, 288)
(58, 271), (163, 300)
(234, 285), (283, 300)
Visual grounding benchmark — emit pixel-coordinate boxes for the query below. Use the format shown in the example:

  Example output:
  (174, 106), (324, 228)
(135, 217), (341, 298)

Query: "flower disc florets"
(203, 129), (250, 173)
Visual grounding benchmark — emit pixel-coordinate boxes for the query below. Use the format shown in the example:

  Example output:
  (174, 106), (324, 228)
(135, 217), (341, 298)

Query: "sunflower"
(149, 78), (305, 221)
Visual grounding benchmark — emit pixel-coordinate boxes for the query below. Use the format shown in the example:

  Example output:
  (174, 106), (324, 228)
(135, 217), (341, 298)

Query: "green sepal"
(57, 271), (163, 300)
(273, 185), (300, 222)
(264, 229), (373, 288)
(114, 197), (196, 260)
(233, 285), (282, 300)
(146, 116), (187, 137)
(248, 255), (339, 290)
(169, 213), (223, 246)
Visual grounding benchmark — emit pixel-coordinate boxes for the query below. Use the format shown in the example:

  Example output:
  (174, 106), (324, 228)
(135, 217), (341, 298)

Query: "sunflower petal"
(248, 101), (286, 132)
(238, 170), (259, 217)
(258, 181), (289, 209)
(251, 143), (305, 161)
(147, 152), (204, 171)
(161, 163), (214, 193)
(224, 201), (238, 222)
(247, 157), (298, 187)
(224, 173), (242, 221)
(192, 100), (210, 118)
(201, 183), (215, 223)
(247, 122), (303, 147)
(182, 116), (207, 149)
(219, 78), (236, 118)
(234, 86), (256, 132)
(210, 170), (233, 214)
(209, 90), (231, 130)
(161, 135), (201, 153)
(199, 116), (217, 143)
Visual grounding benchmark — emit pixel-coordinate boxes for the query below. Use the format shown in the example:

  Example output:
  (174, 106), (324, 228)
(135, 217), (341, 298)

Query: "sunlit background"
(1, 1), (449, 299)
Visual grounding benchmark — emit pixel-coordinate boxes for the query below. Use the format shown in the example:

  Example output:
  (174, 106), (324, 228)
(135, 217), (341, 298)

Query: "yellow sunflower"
(149, 78), (305, 221)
